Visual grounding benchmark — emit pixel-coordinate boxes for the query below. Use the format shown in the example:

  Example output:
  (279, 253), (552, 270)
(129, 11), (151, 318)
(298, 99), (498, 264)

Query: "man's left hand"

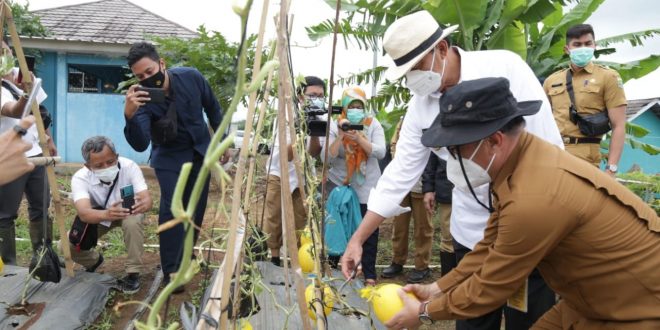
(131, 197), (151, 214)
(384, 289), (423, 330)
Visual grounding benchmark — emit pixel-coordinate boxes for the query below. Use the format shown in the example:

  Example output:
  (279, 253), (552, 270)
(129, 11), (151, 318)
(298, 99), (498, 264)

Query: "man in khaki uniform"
(385, 77), (659, 330)
(544, 24), (627, 174)
(383, 116), (434, 283)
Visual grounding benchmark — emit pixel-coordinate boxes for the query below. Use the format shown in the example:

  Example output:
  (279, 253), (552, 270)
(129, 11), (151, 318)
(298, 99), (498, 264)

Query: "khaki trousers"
(433, 202), (454, 253)
(66, 214), (145, 274)
(264, 175), (306, 251)
(565, 143), (601, 167)
(391, 192), (433, 270)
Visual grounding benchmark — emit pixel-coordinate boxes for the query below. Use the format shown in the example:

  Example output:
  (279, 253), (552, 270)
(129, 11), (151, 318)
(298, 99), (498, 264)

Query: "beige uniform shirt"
(429, 132), (660, 327)
(544, 62), (627, 138)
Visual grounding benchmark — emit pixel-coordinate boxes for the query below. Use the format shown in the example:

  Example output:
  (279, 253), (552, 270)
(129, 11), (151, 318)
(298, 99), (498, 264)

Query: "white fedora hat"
(383, 10), (458, 81)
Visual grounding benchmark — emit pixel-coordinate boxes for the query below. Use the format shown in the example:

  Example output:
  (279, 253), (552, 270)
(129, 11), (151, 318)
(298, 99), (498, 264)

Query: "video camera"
(303, 103), (343, 136)
(340, 121), (364, 132)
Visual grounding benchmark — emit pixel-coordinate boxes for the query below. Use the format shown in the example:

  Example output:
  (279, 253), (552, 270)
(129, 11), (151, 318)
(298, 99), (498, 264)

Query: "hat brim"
(385, 25), (458, 81)
(421, 100), (542, 148)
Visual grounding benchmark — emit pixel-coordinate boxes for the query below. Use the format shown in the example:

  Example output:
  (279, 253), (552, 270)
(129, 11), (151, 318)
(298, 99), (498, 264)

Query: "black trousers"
(454, 240), (556, 330)
(154, 154), (209, 276)
(0, 164), (49, 227)
(358, 203), (379, 281)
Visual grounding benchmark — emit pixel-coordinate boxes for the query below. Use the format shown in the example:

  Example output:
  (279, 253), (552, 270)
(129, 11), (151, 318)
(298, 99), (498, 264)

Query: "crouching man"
(68, 136), (151, 294)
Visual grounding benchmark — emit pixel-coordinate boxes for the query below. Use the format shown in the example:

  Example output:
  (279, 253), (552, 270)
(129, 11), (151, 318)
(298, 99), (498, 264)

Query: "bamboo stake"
(276, 1), (312, 328)
(242, 0), (271, 212)
(3, 1), (74, 277)
(227, 1), (271, 327)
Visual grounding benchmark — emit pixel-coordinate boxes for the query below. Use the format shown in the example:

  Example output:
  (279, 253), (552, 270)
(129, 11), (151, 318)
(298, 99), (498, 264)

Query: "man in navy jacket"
(123, 42), (227, 291)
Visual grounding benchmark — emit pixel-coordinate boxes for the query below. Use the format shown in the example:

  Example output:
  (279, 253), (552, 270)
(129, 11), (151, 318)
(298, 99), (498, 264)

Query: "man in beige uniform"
(544, 24), (627, 173)
(385, 77), (659, 330)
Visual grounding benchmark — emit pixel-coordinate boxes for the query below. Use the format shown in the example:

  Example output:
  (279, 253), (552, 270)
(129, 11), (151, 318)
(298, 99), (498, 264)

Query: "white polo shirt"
(0, 78), (47, 157)
(71, 157), (148, 226)
(368, 47), (564, 250)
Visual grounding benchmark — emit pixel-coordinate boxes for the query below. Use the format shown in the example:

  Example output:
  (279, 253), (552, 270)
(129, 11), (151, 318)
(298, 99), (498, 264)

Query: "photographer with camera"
(263, 76), (324, 266)
(67, 136), (151, 294)
(123, 42), (228, 292)
(322, 86), (385, 286)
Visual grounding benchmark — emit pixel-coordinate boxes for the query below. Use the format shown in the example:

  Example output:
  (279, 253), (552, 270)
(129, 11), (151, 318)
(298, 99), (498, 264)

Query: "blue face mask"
(569, 47), (594, 67)
(346, 108), (365, 124)
(308, 97), (325, 110)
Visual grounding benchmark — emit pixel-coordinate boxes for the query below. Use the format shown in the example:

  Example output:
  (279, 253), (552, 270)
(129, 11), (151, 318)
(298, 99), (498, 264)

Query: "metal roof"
(30, 0), (197, 45)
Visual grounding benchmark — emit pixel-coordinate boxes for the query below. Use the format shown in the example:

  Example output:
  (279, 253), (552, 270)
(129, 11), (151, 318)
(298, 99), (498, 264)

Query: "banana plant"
(306, 0), (660, 153)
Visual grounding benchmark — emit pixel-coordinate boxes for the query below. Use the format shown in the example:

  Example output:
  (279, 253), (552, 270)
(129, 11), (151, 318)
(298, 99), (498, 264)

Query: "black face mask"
(140, 64), (165, 88)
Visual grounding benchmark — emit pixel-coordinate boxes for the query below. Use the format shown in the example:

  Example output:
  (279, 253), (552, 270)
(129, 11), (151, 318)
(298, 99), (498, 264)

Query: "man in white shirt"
(0, 39), (57, 268)
(69, 136), (151, 294)
(264, 76), (324, 266)
(341, 10), (563, 330)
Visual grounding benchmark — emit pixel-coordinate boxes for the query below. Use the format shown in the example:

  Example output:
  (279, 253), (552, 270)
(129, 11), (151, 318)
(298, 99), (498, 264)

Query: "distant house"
(20, 0), (197, 164)
(618, 98), (660, 174)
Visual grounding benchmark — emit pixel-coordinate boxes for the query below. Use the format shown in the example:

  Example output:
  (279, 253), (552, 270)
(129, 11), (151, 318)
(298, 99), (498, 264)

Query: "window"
(68, 64), (130, 94)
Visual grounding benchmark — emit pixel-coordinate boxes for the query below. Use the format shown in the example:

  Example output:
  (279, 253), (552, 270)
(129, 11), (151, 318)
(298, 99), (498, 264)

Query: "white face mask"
(93, 164), (119, 183)
(446, 140), (496, 191)
(405, 49), (446, 97)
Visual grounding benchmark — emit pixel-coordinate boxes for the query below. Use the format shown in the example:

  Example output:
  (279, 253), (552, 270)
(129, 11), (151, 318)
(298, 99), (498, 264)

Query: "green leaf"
(626, 122), (650, 138)
(599, 55), (660, 83)
(596, 29), (660, 48)
(423, 0), (489, 49)
(489, 21), (527, 59)
(475, 0), (505, 50)
(500, 0), (526, 24)
(518, 0), (557, 24)
(323, 0), (360, 12)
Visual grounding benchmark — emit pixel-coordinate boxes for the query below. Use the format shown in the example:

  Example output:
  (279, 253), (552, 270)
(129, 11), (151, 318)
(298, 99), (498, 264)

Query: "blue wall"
(619, 110), (660, 174)
(36, 51), (150, 164)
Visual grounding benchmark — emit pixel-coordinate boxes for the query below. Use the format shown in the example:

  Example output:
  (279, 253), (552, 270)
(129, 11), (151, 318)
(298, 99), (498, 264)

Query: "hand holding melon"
(360, 283), (419, 324)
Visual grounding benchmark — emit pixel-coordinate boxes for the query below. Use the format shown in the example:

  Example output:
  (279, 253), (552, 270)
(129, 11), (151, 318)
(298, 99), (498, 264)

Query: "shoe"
(119, 273), (141, 294)
(271, 256), (281, 267)
(162, 274), (185, 294)
(86, 254), (104, 273)
(365, 279), (377, 287)
(407, 268), (431, 283)
(381, 263), (404, 278)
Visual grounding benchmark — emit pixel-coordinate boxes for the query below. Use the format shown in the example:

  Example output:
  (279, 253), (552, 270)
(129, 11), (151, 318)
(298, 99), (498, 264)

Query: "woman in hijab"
(323, 86), (386, 285)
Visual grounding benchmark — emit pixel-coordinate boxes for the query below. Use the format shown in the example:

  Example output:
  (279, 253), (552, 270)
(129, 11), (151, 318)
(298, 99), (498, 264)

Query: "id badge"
(507, 279), (528, 313)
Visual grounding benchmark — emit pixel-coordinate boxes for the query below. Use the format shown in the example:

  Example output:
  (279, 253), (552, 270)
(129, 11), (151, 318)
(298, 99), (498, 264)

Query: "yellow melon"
(298, 243), (315, 273)
(362, 283), (418, 324)
(304, 283), (334, 320)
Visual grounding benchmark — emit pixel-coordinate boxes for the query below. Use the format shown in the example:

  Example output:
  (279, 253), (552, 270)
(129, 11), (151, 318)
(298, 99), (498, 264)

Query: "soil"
(13, 157), (455, 329)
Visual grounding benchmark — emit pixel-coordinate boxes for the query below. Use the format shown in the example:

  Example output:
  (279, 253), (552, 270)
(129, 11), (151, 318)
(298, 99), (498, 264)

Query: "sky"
(17, 0), (660, 105)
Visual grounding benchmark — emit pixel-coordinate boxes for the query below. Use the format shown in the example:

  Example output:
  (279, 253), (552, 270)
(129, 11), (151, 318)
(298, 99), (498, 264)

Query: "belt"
(562, 136), (602, 144)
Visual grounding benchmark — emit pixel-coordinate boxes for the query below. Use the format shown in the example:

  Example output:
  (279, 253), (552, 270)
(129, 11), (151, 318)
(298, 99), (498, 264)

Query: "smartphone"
(120, 185), (135, 213)
(21, 79), (42, 119)
(17, 55), (36, 84)
(135, 86), (166, 103)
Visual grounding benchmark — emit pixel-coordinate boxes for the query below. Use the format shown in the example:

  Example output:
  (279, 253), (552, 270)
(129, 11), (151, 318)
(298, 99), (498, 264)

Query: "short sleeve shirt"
(544, 62), (627, 137)
(71, 157), (148, 208)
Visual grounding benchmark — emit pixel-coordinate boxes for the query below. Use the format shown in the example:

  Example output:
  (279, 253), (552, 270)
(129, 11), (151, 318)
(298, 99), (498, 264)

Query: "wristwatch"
(418, 300), (434, 325)
(606, 164), (618, 173)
